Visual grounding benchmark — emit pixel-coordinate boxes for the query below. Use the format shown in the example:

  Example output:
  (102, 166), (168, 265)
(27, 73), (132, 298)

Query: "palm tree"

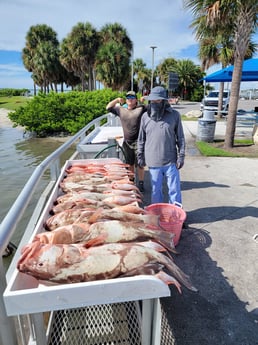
(184, 0), (258, 148)
(201, 36), (256, 117)
(59, 22), (100, 91)
(100, 22), (133, 55)
(190, 10), (234, 115)
(156, 58), (177, 89)
(208, 1), (257, 148)
(156, 58), (178, 88)
(190, 8), (236, 115)
(197, 18), (256, 117)
(173, 59), (202, 100)
(22, 24), (60, 94)
(32, 41), (62, 93)
(96, 23), (133, 90)
(199, 34), (235, 117)
(95, 41), (130, 89)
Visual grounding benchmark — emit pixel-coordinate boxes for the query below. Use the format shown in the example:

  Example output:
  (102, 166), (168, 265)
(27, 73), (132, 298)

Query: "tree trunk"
(92, 68), (96, 91)
(217, 82), (225, 118)
(224, 57), (243, 149)
(81, 75), (86, 91)
(88, 66), (93, 91)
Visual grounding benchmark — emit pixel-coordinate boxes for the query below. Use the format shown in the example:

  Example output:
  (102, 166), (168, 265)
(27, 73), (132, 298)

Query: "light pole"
(131, 47), (134, 90)
(150, 46), (157, 90)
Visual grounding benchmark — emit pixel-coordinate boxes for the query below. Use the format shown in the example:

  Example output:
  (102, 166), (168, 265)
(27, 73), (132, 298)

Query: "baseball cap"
(126, 91), (136, 98)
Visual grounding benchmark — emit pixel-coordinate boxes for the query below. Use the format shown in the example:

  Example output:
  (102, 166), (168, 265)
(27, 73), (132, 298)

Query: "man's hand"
(176, 158), (184, 169)
(117, 97), (124, 105)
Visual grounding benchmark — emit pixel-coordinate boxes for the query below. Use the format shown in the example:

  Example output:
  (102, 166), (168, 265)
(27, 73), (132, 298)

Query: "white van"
(200, 90), (230, 114)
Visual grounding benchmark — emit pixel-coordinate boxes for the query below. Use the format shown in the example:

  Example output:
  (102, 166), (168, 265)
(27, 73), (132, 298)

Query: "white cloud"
(0, 0), (198, 64)
(0, 63), (25, 74)
(0, 63), (31, 89)
(1, 0), (257, 89)
(0, 0), (201, 88)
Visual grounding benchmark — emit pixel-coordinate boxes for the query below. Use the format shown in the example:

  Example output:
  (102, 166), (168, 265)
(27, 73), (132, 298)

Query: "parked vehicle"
(200, 90), (230, 114)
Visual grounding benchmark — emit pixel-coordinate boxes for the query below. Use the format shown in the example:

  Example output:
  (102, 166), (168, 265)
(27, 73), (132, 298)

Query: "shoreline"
(0, 108), (71, 143)
(0, 108), (15, 128)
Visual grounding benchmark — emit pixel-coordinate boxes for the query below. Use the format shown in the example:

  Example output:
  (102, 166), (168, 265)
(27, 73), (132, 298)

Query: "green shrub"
(8, 89), (122, 136)
(0, 88), (30, 96)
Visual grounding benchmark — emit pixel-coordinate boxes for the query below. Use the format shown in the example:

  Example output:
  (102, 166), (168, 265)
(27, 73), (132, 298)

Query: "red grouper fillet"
(17, 241), (197, 292)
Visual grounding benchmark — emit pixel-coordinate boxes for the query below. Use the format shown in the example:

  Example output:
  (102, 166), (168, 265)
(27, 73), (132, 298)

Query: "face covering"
(148, 101), (166, 121)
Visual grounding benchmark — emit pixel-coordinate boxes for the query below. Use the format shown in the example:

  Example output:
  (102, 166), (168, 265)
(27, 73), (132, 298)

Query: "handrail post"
(50, 159), (61, 181)
(0, 259), (17, 345)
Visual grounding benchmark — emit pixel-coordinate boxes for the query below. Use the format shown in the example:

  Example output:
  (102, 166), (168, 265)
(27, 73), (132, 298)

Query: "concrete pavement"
(169, 138), (258, 345)
(142, 100), (258, 345)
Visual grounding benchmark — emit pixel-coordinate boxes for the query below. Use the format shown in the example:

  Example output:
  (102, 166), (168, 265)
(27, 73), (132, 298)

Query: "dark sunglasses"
(126, 95), (136, 99)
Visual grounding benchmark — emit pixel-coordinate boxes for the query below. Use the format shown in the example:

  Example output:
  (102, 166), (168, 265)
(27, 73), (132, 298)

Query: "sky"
(0, 0), (257, 90)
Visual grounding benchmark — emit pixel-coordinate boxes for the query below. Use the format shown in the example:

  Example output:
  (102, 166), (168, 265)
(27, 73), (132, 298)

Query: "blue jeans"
(149, 164), (182, 204)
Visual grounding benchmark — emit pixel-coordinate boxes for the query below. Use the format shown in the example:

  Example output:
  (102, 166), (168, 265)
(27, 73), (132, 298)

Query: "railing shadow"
(182, 180), (230, 191)
(186, 205), (258, 224)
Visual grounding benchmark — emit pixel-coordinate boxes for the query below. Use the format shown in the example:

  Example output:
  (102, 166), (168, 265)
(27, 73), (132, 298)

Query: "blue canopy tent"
(203, 58), (258, 82)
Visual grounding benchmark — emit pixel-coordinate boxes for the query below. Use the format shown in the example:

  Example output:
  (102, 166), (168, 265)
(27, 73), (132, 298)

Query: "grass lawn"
(196, 138), (258, 158)
(0, 96), (31, 111)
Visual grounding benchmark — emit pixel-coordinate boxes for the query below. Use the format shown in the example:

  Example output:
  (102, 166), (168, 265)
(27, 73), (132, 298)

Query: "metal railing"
(0, 113), (112, 345)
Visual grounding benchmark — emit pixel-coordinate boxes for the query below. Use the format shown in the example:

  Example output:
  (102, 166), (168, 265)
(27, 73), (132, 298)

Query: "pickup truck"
(200, 90), (230, 114)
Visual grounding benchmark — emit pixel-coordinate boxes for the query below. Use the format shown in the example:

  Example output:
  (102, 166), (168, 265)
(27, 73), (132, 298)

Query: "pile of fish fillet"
(17, 159), (197, 294)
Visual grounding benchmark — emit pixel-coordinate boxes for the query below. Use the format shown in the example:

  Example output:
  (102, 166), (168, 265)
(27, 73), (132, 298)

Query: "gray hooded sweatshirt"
(137, 105), (185, 167)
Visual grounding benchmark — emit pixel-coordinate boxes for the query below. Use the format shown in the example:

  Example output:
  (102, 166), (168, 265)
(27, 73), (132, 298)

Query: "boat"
(0, 112), (171, 345)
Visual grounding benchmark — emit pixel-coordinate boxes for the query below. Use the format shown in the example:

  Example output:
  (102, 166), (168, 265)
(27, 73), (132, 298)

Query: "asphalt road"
(174, 98), (258, 116)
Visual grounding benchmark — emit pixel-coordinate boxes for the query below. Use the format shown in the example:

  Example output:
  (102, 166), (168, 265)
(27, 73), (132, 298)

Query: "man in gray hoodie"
(137, 86), (185, 204)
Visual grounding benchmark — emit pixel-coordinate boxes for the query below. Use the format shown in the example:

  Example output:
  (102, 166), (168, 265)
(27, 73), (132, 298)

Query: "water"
(0, 125), (74, 251)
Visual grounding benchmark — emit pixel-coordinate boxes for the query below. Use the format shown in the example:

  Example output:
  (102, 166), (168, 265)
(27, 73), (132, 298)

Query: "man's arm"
(137, 117), (146, 168)
(175, 114), (185, 169)
(106, 97), (124, 110)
